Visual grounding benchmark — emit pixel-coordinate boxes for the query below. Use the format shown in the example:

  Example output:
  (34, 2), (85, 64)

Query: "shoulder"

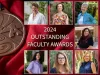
(40, 63), (43, 66)
(63, 13), (68, 18)
(63, 12), (68, 16)
(50, 68), (57, 73)
(79, 36), (83, 40)
(27, 61), (35, 67)
(91, 62), (96, 67)
(85, 13), (92, 16)
(91, 62), (95, 65)
(38, 12), (45, 17)
(80, 62), (84, 65)
(50, 68), (56, 71)
(30, 61), (35, 64)
(88, 36), (93, 40)
(28, 14), (33, 18)
(53, 13), (57, 18)
(78, 13), (82, 16)
(29, 13), (33, 16)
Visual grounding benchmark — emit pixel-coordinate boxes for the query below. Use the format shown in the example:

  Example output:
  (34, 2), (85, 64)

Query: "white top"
(78, 16), (83, 25)
(28, 12), (46, 25)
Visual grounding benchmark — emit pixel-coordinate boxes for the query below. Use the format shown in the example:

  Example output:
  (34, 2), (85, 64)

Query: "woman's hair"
(31, 52), (43, 64)
(56, 3), (64, 11)
(82, 28), (91, 37)
(82, 51), (92, 62)
(53, 51), (71, 73)
(81, 2), (88, 8)
(32, 3), (39, 8)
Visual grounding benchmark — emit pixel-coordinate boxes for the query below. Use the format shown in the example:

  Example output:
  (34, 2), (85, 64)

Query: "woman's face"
(81, 5), (87, 13)
(32, 6), (38, 13)
(84, 54), (90, 62)
(57, 4), (63, 12)
(36, 53), (40, 60)
(84, 29), (89, 36)
(58, 54), (66, 65)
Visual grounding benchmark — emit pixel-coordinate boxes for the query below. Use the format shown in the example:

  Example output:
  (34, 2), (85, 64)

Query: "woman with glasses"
(50, 52), (71, 74)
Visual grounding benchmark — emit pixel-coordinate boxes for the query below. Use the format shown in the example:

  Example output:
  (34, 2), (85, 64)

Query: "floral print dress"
(52, 13), (69, 25)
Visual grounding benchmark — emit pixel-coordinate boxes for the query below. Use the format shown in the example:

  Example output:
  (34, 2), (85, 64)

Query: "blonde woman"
(50, 52), (71, 74)
(79, 52), (97, 73)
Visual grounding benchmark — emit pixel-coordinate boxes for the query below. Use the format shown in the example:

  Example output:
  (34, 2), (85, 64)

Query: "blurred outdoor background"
(50, 2), (73, 25)
(75, 1), (98, 24)
(24, 1), (48, 24)
(24, 50), (48, 74)
(50, 50), (73, 73)
(75, 26), (98, 49)
(75, 50), (98, 73)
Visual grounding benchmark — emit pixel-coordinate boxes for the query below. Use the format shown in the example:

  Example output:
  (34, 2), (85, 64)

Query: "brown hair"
(82, 28), (91, 37)
(56, 3), (64, 11)
(82, 51), (92, 62)
(53, 52), (71, 73)
(32, 3), (39, 8)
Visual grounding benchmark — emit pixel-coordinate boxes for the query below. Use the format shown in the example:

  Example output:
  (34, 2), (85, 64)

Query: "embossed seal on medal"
(0, 13), (25, 56)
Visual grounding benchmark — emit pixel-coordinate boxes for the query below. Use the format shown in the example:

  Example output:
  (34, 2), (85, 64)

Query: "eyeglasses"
(58, 57), (65, 60)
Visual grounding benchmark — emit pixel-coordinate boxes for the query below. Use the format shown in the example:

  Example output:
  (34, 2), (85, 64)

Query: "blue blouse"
(77, 12), (97, 25)
(50, 68), (57, 73)
(26, 60), (43, 74)
(79, 61), (93, 73)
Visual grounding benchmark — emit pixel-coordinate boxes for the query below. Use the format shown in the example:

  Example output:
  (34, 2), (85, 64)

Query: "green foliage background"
(24, 1), (48, 23)
(50, 2), (73, 24)
(50, 51), (73, 70)
(75, 2), (98, 24)
(24, 51), (47, 74)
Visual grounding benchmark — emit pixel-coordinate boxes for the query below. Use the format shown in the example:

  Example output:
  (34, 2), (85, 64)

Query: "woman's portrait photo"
(24, 1), (48, 25)
(50, 2), (73, 25)
(75, 1), (98, 25)
(24, 50), (48, 74)
(75, 26), (98, 49)
(50, 50), (73, 74)
(75, 50), (98, 74)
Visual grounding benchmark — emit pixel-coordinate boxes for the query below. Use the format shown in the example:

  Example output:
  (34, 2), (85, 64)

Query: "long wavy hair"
(31, 52), (43, 64)
(53, 52), (71, 73)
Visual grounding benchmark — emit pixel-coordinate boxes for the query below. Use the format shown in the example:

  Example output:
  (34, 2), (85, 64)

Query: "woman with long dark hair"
(26, 52), (43, 74)
(77, 28), (94, 49)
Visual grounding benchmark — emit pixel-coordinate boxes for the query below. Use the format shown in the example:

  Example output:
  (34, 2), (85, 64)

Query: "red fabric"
(0, 0), (100, 75)
(0, 0), (25, 75)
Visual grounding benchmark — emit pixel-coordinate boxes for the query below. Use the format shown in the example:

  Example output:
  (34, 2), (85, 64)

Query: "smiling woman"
(27, 3), (46, 24)
(75, 2), (98, 25)
(26, 52), (43, 74)
(24, 1), (48, 25)
(50, 2), (73, 25)
(50, 51), (72, 74)
(52, 3), (69, 25)
(77, 28), (94, 49)
(75, 50), (98, 74)
(79, 52), (97, 74)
